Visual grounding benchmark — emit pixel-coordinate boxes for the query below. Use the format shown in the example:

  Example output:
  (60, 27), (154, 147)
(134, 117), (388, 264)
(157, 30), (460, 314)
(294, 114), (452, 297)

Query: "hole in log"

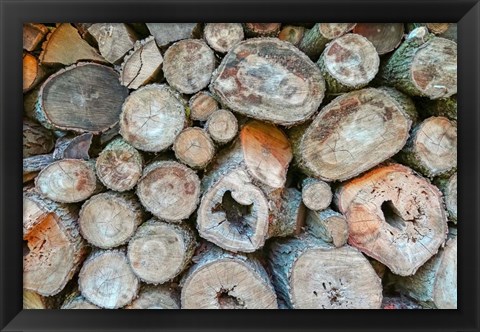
(23, 240), (30, 257)
(327, 287), (341, 305)
(381, 200), (407, 230)
(216, 287), (245, 309)
(212, 191), (254, 237)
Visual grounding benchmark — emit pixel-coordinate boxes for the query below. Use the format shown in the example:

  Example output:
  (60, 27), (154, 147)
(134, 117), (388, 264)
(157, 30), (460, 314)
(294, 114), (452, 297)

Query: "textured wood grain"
(173, 127), (215, 169)
(244, 23), (281, 37)
(88, 23), (137, 64)
(206, 109), (238, 144)
(301, 178), (332, 211)
(146, 23), (200, 47)
(23, 23), (49, 51)
(23, 119), (54, 158)
(189, 91), (219, 121)
(125, 284), (180, 309)
(204, 23), (244, 53)
(353, 23), (404, 55)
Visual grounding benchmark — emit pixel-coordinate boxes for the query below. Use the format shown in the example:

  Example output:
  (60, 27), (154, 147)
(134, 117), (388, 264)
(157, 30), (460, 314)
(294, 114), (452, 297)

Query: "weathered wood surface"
(125, 284), (180, 309)
(299, 23), (356, 60)
(145, 23), (201, 47)
(52, 133), (92, 160)
(435, 173), (457, 223)
(189, 91), (219, 121)
(23, 23), (49, 51)
(173, 127), (215, 169)
(353, 23), (404, 55)
(87, 23), (137, 64)
(204, 23), (244, 53)
(60, 289), (100, 309)
(278, 25), (305, 46)
(243, 23), (281, 37)
(205, 109), (238, 145)
(301, 178), (332, 211)
(23, 53), (46, 93)
(306, 208), (348, 247)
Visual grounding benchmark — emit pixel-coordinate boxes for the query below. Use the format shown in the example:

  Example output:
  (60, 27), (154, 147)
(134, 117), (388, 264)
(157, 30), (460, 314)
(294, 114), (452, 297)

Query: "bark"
(52, 133), (92, 160)
(23, 188), (88, 296)
(87, 23), (138, 64)
(437, 23), (457, 42)
(125, 284), (180, 309)
(205, 109), (238, 145)
(23, 154), (54, 183)
(336, 163), (448, 276)
(435, 173), (457, 223)
(181, 245), (278, 309)
(301, 178), (332, 211)
(61, 289), (100, 309)
(268, 233), (383, 309)
(292, 87), (416, 181)
(35, 62), (129, 133)
(353, 23), (404, 55)
(23, 118), (54, 158)
(278, 25), (305, 47)
(136, 160), (201, 222)
(417, 95), (457, 121)
(382, 295), (423, 309)
(78, 249), (139, 309)
(173, 127), (215, 169)
(119, 84), (186, 152)
(243, 23), (281, 37)
(23, 52), (46, 93)
(127, 220), (196, 284)
(306, 208), (348, 247)
(163, 39), (216, 94)
(23, 23), (49, 51)
(188, 91), (219, 121)
(379, 27), (457, 99)
(210, 38), (325, 126)
(204, 23), (244, 53)
(145, 23), (201, 47)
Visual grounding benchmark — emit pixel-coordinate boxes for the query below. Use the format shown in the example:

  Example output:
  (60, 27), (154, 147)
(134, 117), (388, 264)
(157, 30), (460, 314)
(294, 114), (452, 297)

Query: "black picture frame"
(1, 0), (479, 331)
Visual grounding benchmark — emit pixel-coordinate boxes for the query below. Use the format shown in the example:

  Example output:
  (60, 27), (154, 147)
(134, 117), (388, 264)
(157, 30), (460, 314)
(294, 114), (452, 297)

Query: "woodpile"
(23, 22), (457, 310)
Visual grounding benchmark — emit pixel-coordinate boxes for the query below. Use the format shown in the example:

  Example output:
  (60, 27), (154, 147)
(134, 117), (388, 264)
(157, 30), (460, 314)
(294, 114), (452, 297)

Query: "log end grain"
(301, 178), (332, 211)
(278, 25), (305, 46)
(204, 23), (244, 53)
(319, 23), (357, 39)
(206, 109), (238, 144)
(125, 284), (180, 309)
(173, 127), (215, 169)
(353, 23), (404, 55)
(244, 23), (281, 37)
(189, 91), (219, 121)
(88, 23), (137, 64)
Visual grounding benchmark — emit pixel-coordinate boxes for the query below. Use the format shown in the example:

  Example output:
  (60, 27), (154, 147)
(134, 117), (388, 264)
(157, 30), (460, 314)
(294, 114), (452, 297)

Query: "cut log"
(379, 27), (457, 99)
(243, 23), (281, 37)
(293, 87), (416, 181)
(23, 188), (88, 296)
(382, 295), (422, 309)
(278, 25), (305, 46)
(268, 234), (382, 309)
(125, 284), (180, 309)
(306, 208), (348, 247)
(39, 23), (106, 66)
(23, 154), (54, 183)
(61, 290), (100, 309)
(181, 246), (278, 309)
(426, 23), (450, 35)
(35, 63), (129, 133)
(435, 173), (457, 223)
(417, 95), (457, 121)
(392, 228), (457, 308)
(119, 36), (163, 90)
(73, 23), (93, 38)
(78, 249), (139, 309)
(35, 159), (99, 203)
(188, 91), (219, 121)
(119, 84), (186, 152)
(52, 133), (92, 160)
(437, 23), (457, 42)
(145, 23), (201, 47)
(136, 160), (201, 222)
(79, 192), (144, 249)
(173, 127), (215, 169)
(301, 178), (332, 211)
(336, 163), (448, 276)
(23, 53), (46, 93)
(353, 23), (404, 55)
(204, 23), (244, 53)
(205, 109), (238, 144)
(23, 289), (55, 309)
(163, 39), (216, 94)
(127, 220), (196, 284)
(87, 23), (138, 64)
(298, 23), (357, 60)
(210, 38), (325, 125)
(397, 116), (457, 178)
(318, 33), (379, 93)
(23, 118), (54, 158)
(23, 23), (49, 51)
(95, 137), (143, 192)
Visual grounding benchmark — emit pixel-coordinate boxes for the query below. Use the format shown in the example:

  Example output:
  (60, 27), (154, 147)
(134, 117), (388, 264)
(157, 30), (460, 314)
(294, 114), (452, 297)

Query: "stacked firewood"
(23, 22), (457, 310)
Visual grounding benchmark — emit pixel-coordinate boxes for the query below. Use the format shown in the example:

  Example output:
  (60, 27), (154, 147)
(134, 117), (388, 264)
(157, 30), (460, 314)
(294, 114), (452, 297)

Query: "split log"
(78, 249), (139, 309)
(392, 228), (457, 308)
(205, 109), (238, 144)
(336, 163), (448, 276)
(23, 118), (54, 158)
(181, 246), (278, 309)
(397, 116), (457, 178)
(23, 23), (49, 51)
(87, 23), (138, 64)
(39, 23), (106, 66)
(353, 23), (404, 55)
(379, 27), (457, 99)
(119, 84), (186, 152)
(35, 63), (129, 133)
(127, 220), (196, 284)
(23, 289), (55, 309)
(243, 23), (281, 37)
(210, 38), (325, 126)
(136, 160), (201, 222)
(79, 192), (144, 249)
(292, 87), (416, 181)
(52, 133), (92, 160)
(268, 234), (382, 309)
(23, 53), (46, 92)
(301, 178), (332, 211)
(61, 290), (100, 309)
(35, 159), (99, 203)
(417, 95), (457, 121)
(204, 23), (244, 53)
(119, 36), (163, 90)
(278, 25), (305, 46)
(145, 23), (201, 47)
(382, 295), (423, 309)
(189, 91), (219, 121)
(435, 173), (457, 223)
(73, 23), (93, 38)
(23, 188), (88, 296)
(23, 154), (54, 183)
(95, 137), (143, 192)
(173, 127), (215, 169)
(306, 208), (348, 248)
(125, 284), (180, 309)
(318, 33), (379, 93)
(163, 39), (216, 94)
(298, 23), (357, 60)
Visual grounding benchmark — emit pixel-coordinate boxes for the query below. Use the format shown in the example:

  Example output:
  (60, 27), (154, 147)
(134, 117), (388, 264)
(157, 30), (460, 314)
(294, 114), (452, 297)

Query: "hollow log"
(278, 25), (305, 46)
(210, 38), (325, 126)
(205, 109), (238, 145)
(127, 220), (196, 284)
(306, 208), (348, 248)
(336, 163), (448, 276)
(204, 23), (244, 53)
(23, 118), (54, 158)
(268, 234), (382, 309)
(87, 23), (138, 64)
(125, 284), (180, 309)
(435, 173), (457, 223)
(188, 91), (219, 122)
(23, 53), (46, 93)
(243, 23), (281, 37)
(353, 23), (404, 55)
(23, 23), (49, 51)
(301, 178), (332, 211)
(145, 23), (201, 47)
(173, 127), (215, 169)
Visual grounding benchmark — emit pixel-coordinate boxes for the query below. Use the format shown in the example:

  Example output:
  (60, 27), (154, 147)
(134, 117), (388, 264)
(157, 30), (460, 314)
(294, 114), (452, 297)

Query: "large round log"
(210, 38), (325, 126)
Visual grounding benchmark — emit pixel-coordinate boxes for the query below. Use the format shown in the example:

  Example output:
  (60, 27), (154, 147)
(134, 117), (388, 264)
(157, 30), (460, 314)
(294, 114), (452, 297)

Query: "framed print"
(1, 0), (479, 331)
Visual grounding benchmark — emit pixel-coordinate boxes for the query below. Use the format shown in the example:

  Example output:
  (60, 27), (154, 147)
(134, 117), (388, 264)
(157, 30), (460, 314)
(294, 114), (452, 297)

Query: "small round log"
(426, 23), (450, 34)
(205, 109), (238, 145)
(23, 118), (54, 158)
(353, 23), (404, 55)
(435, 173), (457, 223)
(204, 23), (244, 53)
(87, 23), (138, 64)
(189, 91), (219, 122)
(125, 284), (180, 309)
(173, 127), (216, 169)
(306, 208), (348, 248)
(278, 25), (305, 46)
(301, 178), (332, 211)
(243, 23), (281, 37)
(299, 23), (356, 60)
